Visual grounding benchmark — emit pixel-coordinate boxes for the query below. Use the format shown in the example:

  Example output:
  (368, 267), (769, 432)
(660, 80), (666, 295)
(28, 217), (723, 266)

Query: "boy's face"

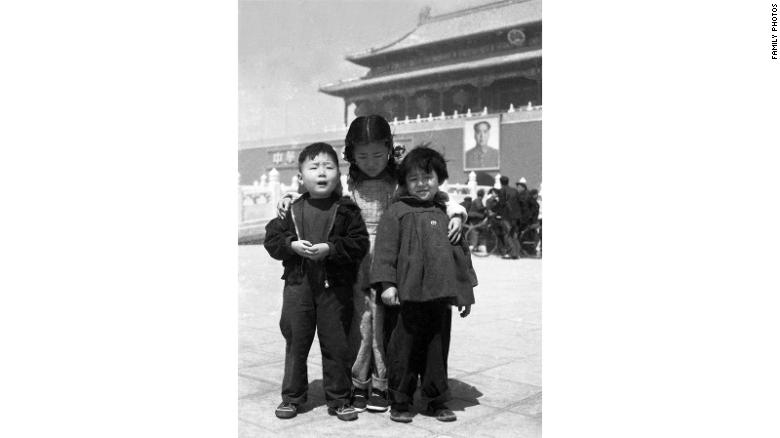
(404, 167), (440, 201)
(299, 152), (339, 199)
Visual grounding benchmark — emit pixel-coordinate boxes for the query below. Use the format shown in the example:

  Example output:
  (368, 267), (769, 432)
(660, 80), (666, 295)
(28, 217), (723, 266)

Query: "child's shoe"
(352, 387), (368, 412)
(389, 407), (413, 423)
(327, 403), (359, 421)
(274, 401), (298, 419)
(366, 389), (389, 412)
(427, 401), (456, 422)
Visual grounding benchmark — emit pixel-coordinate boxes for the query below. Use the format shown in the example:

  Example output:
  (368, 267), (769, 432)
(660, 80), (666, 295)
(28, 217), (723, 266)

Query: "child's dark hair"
(397, 146), (449, 186)
(298, 142), (339, 170)
(344, 115), (397, 181)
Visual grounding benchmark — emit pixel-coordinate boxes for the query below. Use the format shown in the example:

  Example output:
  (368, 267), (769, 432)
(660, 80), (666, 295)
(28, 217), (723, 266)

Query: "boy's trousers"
(387, 299), (452, 408)
(350, 286), (388, 391)
(279, 278), (353, 408)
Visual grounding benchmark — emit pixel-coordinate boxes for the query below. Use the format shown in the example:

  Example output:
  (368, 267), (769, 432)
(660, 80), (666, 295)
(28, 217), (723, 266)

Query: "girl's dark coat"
(370, 195), (477, 306)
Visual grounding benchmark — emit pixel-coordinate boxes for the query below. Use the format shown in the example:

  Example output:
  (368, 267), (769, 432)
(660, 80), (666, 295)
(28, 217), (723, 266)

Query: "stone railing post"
(494, 173), (502, 189)
(467, 171), (477, 197)
(268, 168), (280, 212)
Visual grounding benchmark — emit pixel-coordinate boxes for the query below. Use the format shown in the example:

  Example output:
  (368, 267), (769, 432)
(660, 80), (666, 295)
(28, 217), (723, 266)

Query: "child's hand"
(448, 216), (463, 243)
(457, 305), (471, 318)
(306, 243), (331, 261)
(276, 197), (292, 219)
(290, 240), (312, 258)
(381, 286), (400, 306)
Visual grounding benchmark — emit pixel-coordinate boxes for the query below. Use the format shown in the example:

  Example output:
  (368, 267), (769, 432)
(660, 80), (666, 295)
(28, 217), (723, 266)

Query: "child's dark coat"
(370, 195), (477, 306)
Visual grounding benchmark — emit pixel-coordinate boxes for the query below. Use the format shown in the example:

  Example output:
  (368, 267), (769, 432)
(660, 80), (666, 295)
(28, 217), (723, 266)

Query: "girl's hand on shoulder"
(381, 286), (400, 306)
(458, 305), (471, 318)
(448, 216), (463, 243)
(276, 196), (292, 219)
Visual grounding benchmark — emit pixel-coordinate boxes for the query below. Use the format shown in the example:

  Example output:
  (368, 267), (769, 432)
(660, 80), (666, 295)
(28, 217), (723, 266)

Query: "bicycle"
(463, 216), (501, 256)
(518, 221), (542, 258)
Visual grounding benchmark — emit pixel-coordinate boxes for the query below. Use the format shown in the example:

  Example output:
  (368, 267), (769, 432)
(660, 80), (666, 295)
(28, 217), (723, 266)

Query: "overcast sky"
(239, 0), (495, 142)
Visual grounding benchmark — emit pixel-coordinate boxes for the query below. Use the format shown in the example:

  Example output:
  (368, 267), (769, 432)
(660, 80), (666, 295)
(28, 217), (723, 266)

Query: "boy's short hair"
(397, 146), (448, 186)
(499, 176), (509, 186)
(298, 142), (339, 170)
(477, 189), (485, 197)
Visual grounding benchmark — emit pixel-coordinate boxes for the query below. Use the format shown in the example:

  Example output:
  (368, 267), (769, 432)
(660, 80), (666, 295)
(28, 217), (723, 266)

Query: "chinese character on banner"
(286, 150), (296, 163)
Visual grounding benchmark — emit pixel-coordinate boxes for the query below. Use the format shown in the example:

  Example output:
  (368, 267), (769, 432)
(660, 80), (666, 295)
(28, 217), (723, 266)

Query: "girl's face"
(404, 167), (440, 201)
(353, 141), (389, 178)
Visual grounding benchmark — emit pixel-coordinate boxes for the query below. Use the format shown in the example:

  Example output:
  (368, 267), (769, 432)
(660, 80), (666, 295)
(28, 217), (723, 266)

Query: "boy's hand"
(448, 216), (463, 243)
(381, 286), (400, 306)
(457, 305), (471, 318)
(290, 240), (312, 258)
(276, 197), (292, 219)
(306, 243), (331, 261)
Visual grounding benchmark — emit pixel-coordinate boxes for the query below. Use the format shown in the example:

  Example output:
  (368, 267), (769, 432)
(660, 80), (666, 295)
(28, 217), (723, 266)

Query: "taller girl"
(344, 115), (464, 413)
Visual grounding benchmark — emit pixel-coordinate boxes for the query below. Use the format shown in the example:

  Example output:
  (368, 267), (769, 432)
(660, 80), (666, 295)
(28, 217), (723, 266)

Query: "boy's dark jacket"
(370, 194), (477, 306)
(264, 193), (369, 289)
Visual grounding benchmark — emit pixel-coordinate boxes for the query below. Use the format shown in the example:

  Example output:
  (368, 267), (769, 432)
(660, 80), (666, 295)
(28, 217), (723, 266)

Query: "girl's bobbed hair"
(344, 115), (397, 182)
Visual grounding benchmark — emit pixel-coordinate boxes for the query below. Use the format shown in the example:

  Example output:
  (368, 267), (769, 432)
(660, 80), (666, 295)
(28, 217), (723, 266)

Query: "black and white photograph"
(238, 0), (542, 436)
(4, 1), (780, 438)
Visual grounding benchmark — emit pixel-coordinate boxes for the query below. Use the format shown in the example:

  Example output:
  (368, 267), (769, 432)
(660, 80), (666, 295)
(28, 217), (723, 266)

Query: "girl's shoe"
(366, 389), (389, 412)
(352, 388), (369, 412)
(274, 401), (298, 419)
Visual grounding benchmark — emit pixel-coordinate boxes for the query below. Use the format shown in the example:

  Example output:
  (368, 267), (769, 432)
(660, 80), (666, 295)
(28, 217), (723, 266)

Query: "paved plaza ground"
(239, 245), (541, 437)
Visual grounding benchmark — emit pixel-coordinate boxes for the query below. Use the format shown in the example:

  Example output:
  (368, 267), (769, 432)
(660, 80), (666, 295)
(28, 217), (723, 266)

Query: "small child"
(264, 143), (369, 421)
(370, 146), (477, 423)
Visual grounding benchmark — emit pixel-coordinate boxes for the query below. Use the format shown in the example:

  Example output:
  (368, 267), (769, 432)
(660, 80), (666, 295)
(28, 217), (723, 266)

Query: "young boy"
(370, 146), (477, 423)
(264, 142), (370, 421)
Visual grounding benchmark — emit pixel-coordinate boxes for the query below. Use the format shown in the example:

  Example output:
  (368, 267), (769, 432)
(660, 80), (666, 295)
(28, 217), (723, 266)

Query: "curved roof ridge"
(347, 27), (419, 61)
(425, 0), (527, 24)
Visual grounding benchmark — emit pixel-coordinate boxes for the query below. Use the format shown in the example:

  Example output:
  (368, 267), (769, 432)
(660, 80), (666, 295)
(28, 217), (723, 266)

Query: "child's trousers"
(387, 299), (452, 409)
(279, 279), (353, 408)
(350, 286), (388, 391)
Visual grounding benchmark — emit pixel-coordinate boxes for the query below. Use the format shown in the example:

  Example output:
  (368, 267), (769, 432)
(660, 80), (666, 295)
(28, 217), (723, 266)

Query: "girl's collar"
(349, 169), (395, 185)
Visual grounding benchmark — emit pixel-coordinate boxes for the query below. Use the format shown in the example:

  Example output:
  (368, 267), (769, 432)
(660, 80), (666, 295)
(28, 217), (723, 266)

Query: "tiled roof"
(348, 0), (541, 61)
(321, 49), (541, 95)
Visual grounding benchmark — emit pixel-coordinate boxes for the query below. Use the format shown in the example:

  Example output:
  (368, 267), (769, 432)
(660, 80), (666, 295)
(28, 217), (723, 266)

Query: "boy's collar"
(292, 191), (340, 204)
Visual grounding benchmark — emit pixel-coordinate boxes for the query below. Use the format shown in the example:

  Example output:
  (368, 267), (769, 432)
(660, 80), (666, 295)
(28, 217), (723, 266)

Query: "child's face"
(404, 167), (440, 201)
(353, 141), (389, 178)
(299, 152), (339, 199)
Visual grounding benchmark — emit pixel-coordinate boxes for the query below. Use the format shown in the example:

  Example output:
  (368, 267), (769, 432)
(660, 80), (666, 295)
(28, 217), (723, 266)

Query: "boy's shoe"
(352, 388), (368, 412)
(366, 389), (389, 412)
(327, 403), (359, 421)
(389, 408), (413, 423)
(275, 401), (298, 419)
(427, 402), (456, 422)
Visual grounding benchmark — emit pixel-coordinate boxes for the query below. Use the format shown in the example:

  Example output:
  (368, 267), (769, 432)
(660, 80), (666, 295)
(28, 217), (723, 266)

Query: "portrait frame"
(463, 116), (501, 171)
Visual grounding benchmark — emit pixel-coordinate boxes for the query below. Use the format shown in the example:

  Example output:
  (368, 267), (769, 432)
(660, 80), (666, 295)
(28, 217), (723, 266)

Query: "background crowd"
(461, 176), (541, 259)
